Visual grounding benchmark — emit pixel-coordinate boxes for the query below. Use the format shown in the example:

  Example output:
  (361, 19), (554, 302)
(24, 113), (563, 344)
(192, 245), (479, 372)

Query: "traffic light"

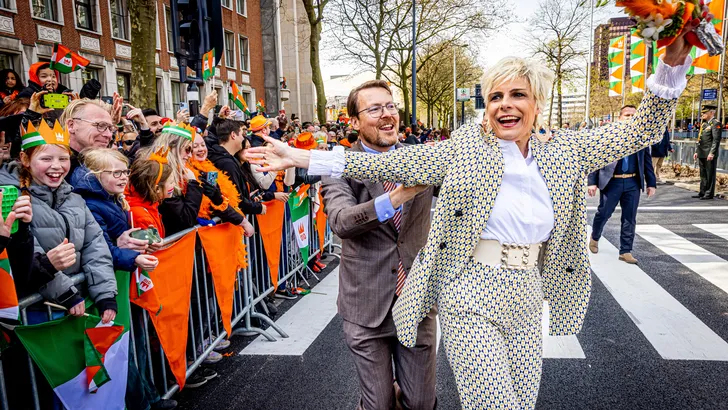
(170, 0), (224, 84)
(474, 84), (484, 110)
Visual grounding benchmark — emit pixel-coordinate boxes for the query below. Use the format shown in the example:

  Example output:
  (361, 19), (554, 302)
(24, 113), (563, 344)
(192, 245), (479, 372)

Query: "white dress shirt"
(307, 56), (692, 244)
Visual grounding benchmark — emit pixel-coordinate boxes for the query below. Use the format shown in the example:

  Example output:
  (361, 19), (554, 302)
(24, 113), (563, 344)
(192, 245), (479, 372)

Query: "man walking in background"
(588, 105), (657, 265)
(320, 80), (437, 410)
(693, 105), (722, 200)
(651, 129), (673, 184)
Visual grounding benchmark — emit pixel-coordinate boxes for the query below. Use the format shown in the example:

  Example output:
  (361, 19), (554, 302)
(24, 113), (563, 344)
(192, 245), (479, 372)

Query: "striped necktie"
(382, 181), (406, 295)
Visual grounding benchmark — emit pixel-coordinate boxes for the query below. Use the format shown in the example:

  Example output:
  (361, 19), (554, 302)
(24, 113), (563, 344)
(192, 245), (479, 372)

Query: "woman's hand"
(218, 105), (231, 119)
(29, 91), (53, 114)
(664, 6), (713, 66)
(101, 309), (116, 324)
(110, 92), (123, 125)
(244, 136), (311, 172)
(118, 228), (150, 252)
(135, 254), (159, 271)
(185, 167), (197, 181)
(0, 193), (33, 238)
(69, 300), (85, 317)
(240, 218), (255, 237)
(176, 108), (190, 124)
(274, 192), (290, 203)
(126, 105), (150, 130)
(47, 238), (76, 271)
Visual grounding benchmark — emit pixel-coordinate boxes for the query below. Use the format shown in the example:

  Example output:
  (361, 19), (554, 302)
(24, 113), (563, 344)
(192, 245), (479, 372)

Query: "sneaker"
(151, 399), (178, 410)
(202, 350), (223, 364)
(200, 367), (218, 380)
(618, 253), (638, 264)
(213, 339), (231, 351)
(311, 263), (322, 273)
(274, 288), (297, 300)
(588, 238), (599, 254)
(185, 374), (207, 388)
(314, 260), (327, 270)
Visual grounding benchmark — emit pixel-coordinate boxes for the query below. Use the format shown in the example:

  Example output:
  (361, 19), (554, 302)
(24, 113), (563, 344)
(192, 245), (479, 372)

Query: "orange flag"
(147, 232), (196, 390)
(255, 200), (285, 288)
(316, 191), (327, 254)
(197, 223), (243, 337)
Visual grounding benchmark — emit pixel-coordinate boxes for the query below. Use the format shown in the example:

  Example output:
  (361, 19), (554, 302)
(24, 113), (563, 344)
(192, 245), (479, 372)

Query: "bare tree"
(302, 0), (329, 122)
(129, 0), (157, 108)
(528, 0), (590, 127)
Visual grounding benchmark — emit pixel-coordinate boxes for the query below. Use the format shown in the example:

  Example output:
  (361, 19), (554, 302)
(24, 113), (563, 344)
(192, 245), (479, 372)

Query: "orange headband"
(149, 147), (170, 185)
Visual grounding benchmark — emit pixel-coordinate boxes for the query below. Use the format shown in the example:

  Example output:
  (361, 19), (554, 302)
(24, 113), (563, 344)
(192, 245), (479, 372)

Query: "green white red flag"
(202, 49), (216, 80)
(229, 81), (250, 115)
(289, 184), (311, 263)
(50, 43), (89, 74)
(0, 249), (18, 321)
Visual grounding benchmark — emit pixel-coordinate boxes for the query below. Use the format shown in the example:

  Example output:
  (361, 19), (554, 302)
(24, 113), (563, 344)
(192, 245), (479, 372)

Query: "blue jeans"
(591, 177), (641, 254)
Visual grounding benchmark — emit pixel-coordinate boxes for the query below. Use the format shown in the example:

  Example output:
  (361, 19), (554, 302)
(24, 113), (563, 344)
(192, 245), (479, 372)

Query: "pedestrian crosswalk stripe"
(542, 301), (585, 359)
(694, 224), (728, 243)
(590, 226), (728, 361)
(637, 225), (728, 297)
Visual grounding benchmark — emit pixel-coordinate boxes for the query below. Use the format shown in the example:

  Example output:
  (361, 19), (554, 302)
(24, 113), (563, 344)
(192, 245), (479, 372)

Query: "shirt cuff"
(309, 150), (345, 178)
(646, 56), (693, 99)
(374, 193), (401, 223)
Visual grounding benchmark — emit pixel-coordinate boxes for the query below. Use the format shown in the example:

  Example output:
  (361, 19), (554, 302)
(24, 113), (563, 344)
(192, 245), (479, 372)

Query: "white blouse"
(307, 56), (693, 244)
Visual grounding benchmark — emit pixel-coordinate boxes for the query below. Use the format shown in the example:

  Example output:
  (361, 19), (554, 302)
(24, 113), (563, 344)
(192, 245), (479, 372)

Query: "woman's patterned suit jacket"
(342, 91), (676, 347)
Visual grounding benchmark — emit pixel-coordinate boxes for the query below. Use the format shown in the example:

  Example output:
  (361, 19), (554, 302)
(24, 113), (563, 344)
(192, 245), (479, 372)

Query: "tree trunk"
(129, 0), (157, 109)
(310, 21), (327, 122)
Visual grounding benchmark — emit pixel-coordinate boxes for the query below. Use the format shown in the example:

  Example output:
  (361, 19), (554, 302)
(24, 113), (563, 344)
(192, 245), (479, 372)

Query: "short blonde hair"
(60, 98), (111, 126)
(481, 57), (554, 127)
(79, 148), (131, 211)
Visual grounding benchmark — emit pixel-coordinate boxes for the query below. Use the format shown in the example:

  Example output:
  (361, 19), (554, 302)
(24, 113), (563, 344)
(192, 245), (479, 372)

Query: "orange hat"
(249, 115), (270, 132)
(339, 138), (352, 148)
(294, 132), (317, 150)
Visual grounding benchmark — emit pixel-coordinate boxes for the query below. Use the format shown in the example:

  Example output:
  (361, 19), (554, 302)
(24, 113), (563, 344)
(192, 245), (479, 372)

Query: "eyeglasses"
(101, 169), (131, 178)
(122, 140), (135, 146)
(356, 103), (399, 119)
(73, 118), (116, 133)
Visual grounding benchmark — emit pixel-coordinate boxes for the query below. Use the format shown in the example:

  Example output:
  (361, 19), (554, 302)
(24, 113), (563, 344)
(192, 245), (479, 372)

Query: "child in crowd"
(126, 149), (174, 238)
(18, 120), (118, 322)
(0, 69), (24, 106)
(18, 62), (70, 99)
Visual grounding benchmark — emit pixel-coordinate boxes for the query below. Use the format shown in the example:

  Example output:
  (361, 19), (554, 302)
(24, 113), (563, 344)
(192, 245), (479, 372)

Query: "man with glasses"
(60, 99), (118, 179)
(320, 80), (438, 410)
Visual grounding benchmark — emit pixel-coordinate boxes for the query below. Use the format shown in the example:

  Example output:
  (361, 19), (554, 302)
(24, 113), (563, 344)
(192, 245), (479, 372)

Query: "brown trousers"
(652, 157), (665, 180)
(343, 306), (437, 410)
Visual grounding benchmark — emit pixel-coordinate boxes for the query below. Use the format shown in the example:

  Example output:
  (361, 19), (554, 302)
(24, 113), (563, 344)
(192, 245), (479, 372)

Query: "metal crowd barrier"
(0, 185), (338, 409)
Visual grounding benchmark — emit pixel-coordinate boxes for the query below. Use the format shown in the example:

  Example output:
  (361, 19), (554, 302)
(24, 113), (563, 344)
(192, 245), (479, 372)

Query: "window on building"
(116, 72), (130, 101)
(224, 32), (235, 68)
(239, 36), (249, 72)
(171, 81), (183, 113)
(75, 0), (96, 31)
(0, 53), (15, 71)
(165, 6), (174, 51)
(82, 68), (101, 93)
(0, 0), (12, 10)
(222, 0), (231, 8)
(32, 0), (59, 21)
(236, 0), (246, 15)
(110, 0), (129, 40)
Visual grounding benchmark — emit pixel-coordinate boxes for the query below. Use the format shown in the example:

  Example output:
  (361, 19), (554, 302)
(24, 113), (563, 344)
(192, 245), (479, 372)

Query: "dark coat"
(70, 166), (139, 272)
(587, 148), (656, 191)
(17, 81), (70, 100)
(207, 144), (263, 214)
(159, 180), (204, 236)
(650, 130), (673, 158)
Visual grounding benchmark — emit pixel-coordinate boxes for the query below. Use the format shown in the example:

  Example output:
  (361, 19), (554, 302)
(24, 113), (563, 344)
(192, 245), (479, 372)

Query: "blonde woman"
(246, 23), (699, 408)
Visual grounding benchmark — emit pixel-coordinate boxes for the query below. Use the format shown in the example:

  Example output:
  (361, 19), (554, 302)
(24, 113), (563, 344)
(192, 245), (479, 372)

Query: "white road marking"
(592, 226), (728, 360)
(637, 225), (728, 296)
(694, 224), (728, 242)
(587, 206), (728, 211)
(241, 268), (340, 356)
(542, 301), (586, 359)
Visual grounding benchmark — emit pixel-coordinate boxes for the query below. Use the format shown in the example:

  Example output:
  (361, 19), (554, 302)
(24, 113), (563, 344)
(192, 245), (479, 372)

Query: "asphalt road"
(177, 185), (728, 410)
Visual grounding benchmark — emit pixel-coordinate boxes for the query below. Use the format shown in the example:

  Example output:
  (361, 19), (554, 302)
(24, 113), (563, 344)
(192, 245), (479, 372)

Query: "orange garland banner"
(197, 223), (243, 337)
(255, 200), (286, 288)
(316, 191), (327, 254)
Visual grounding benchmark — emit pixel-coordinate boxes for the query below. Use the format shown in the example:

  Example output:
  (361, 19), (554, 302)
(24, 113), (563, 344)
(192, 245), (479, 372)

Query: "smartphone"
(206, 171), (218, 187)
(100, 96), (114, 105)
(130, 227), (163, 244)
(121, 104), (130, 117)
(0, 185), (19, 234)
(179, 102), (188, 111)
(249, 189), (264, 202)
(40, 93), (70, 109)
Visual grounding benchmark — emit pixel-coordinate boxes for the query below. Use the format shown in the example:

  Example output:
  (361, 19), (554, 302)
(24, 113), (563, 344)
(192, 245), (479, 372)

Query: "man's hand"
(47, 238), (76, 271)
(389, 185), (429, 209)
(274, 192), (290, 203)
(201, 90), (218, 116)
(118, 228), (149, 252)
(29, 91), (53, 114)
(176, 109), (190, 124)
(126, 105), (150, 130)
(110, 92), (123, 125)
(218, 106), (231, 119)
(707, 153), (714, 161)
(587, 185), (597, 197)
(244, 136), (310, 172)
(135, 254), (159, 271)
(241, 218), (255, 237)
(647, 187), (656, 198)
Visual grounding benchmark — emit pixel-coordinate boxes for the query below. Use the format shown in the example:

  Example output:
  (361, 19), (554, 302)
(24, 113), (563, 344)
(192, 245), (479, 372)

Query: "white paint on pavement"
(592, 226), (728, 360)
(637, 225), (728, 296)
(694, 224), (728, 242)
(542, 301), (586, 359)
(586, 206), (728, 211)
(241, 268), (340, 356)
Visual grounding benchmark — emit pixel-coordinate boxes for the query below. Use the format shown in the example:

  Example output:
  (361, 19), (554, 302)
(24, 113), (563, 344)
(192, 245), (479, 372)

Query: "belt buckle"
(499, 243), (532, 270)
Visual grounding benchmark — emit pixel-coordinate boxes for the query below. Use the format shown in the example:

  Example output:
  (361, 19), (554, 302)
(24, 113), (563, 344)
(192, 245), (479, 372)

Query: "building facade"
(593, 17), (634, 81)
(543, 93), (586, 127)
(278, 0), (315, 122)
(0, 0), (266, 118)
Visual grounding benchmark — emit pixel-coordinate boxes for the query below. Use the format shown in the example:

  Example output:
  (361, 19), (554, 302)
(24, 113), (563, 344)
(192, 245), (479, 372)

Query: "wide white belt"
(472, 239), (543, 269)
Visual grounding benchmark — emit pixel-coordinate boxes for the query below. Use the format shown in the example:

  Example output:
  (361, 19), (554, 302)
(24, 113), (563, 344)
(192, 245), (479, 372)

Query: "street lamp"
(453, 44), (468, 130)
(411, 0), (417, 128)
(584, 0), (595, 127)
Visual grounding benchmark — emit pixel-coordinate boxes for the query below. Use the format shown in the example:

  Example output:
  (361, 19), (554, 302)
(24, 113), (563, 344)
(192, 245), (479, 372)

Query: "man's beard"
(361, 119), (398, 148)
